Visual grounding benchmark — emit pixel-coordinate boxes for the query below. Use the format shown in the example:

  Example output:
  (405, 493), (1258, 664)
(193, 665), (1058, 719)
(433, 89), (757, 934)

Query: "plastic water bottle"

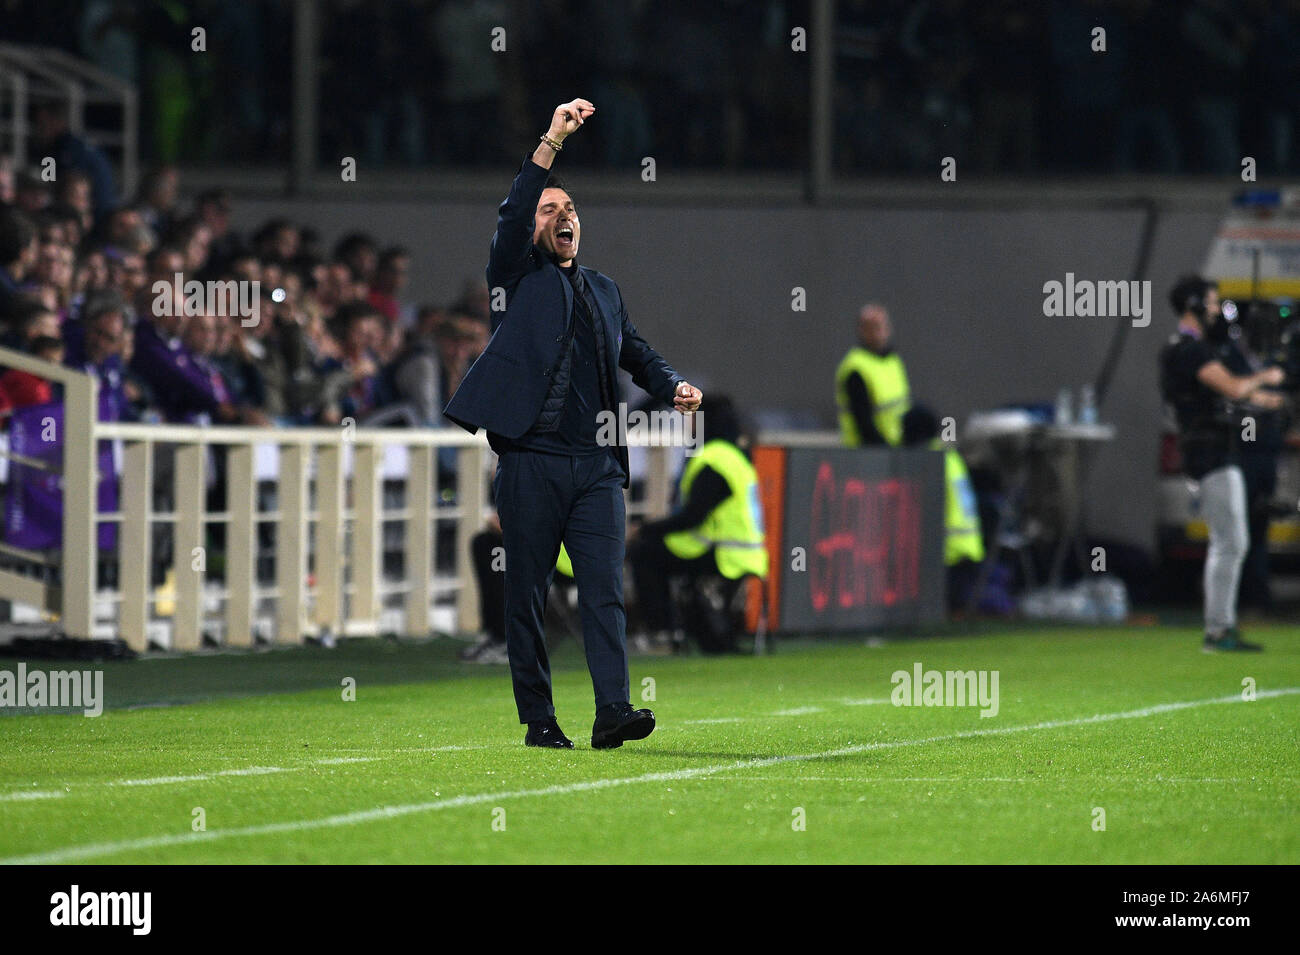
(1091, 575), (1128, 623)
(1055, 387), (1073, 425)
(1078, 384), (1097, 425)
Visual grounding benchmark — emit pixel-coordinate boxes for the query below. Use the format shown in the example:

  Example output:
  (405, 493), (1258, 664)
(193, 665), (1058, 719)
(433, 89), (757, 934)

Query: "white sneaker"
(471, 641), (510, 665)
(458, 634), (497, 661)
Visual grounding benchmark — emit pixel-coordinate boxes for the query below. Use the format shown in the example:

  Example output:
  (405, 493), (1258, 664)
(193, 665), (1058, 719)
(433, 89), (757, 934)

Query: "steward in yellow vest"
(661, 440), (768, 580)
(836, 304), (912, 446)
(627, 396), (765, 653)
(836, 346), (911, 446)
(837, 304), (985, 577)
(941, 443), (985, 566)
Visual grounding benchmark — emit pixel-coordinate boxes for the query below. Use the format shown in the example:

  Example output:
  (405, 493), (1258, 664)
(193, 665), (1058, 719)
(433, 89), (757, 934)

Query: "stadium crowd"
(3, 0), (1295, 175)
(0, 148), (490, 433)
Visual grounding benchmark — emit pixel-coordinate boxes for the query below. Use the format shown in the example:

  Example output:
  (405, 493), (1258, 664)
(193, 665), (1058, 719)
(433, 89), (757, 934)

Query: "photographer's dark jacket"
(1160, 328), (1235, 479)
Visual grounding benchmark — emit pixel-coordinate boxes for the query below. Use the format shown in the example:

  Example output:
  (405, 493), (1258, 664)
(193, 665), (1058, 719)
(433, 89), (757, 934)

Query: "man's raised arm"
(485, 99), (595, 294)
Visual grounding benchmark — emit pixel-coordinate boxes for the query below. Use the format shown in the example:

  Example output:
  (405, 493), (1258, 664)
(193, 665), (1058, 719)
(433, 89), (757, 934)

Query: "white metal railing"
(92, 420), (496, 651)
(0, 346), (96, 637)
(0, 42), (139, 198)
(0, 349), (684, 650)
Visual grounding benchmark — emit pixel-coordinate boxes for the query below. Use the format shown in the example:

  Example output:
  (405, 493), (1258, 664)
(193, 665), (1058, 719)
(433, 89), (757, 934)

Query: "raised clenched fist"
(548, 99), (595, 143)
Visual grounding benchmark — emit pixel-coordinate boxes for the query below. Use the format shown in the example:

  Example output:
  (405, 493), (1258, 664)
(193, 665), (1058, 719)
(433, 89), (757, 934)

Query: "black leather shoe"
(1202, 627), (1264, 652)
(591, 702), (656, 749)
(524, 719), (574, 748)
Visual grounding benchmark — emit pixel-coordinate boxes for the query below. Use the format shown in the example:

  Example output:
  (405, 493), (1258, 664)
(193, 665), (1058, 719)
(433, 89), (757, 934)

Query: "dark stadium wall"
(231, 198), (1223, 554)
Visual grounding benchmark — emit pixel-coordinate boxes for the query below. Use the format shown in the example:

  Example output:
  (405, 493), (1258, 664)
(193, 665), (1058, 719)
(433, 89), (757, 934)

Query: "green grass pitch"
(1, 624), (1297, 864)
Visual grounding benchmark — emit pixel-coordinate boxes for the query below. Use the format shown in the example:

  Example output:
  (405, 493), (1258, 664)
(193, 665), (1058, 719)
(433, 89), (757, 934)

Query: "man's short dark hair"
(165, 215), (205, 248)
(290, 253), (323, 291)
(83, 290), (126, 326)
(1169, 275), (1216, 316)
(543, 174), (571, 200)
(0, 207), (37, 266)
(331, 258), (362, 283)
(13, 299), (57, 332)
(196, 188), (231, 210)
(378, 245), (409, 270)
(56, 168), (91, 194)
(35, 207), (68, 233)
(334, 300), (382, 331)
(45, 202), (82, 227)
(15, 170), (48, 196)
(28, 334), (63, 356)
(147, 244), (186, 272)
(251, 217), (294, 258)
(700, 394), (742, 445)
(332, 231), (377, 262)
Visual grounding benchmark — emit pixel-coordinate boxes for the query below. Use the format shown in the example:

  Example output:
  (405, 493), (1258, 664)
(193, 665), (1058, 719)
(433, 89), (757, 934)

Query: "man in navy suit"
(445, 98), (703, 749)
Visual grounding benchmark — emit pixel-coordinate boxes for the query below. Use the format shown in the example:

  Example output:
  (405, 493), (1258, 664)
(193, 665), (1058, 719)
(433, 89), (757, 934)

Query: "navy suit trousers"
(493, 447), (630, 722)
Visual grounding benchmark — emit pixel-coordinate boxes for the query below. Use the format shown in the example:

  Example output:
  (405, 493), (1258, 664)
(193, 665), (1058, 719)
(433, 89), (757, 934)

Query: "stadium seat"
(671, 572), (767, 655)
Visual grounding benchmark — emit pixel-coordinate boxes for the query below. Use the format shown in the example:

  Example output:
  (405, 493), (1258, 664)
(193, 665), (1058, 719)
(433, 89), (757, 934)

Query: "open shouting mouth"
(555, 224), (575, 253)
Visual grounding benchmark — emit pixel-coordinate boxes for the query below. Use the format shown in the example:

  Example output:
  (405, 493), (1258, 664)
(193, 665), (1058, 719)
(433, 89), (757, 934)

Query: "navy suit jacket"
(444, 153), (684, 488)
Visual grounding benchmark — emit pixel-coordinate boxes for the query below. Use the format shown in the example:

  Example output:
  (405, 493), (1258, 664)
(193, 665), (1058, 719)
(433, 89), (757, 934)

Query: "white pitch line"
(0, 790), (66, 803)
(699, 774), (1049, 784)
(213, 766), (288, 777)
(320, 744), (489, 753)
(4, 687), (1295, 865)
(113, 766), (289, 787)
(0, 758), (375, 803)
(683, 701), (871, 724)
(697, 775), (1300, 785)
(113, 775), (201, 787)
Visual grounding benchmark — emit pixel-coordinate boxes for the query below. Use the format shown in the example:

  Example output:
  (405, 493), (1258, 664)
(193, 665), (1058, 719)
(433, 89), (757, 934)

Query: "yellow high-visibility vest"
(942, 446), (984, 566)
(835, 347), (911, 447)
(556, 542), (573, 578)
(662, 440), (768, 580)
(835, 345), (982, 565)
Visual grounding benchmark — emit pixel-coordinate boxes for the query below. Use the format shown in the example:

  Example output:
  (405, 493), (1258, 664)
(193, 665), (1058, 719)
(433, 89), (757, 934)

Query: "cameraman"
(1215, 303), (1288, 614)
(1160, 276), (1285, 652)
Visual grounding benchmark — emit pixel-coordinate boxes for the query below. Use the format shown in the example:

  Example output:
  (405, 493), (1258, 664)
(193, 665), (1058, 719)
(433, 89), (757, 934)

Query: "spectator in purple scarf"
(70, 292), (132, 423)
(128, 292), (235, 424)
